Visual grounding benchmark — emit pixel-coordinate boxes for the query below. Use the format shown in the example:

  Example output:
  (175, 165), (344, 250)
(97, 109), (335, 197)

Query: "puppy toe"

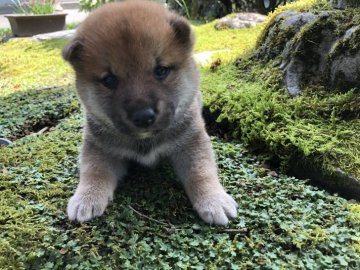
(198, 207), (229, 226)
(223, 196), (238, 219)
(67, 191), (110, 222)
(194, 191), (238, 226)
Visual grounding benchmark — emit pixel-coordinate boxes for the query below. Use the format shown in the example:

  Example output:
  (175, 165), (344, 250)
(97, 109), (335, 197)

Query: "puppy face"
(63, 0), (198, 138)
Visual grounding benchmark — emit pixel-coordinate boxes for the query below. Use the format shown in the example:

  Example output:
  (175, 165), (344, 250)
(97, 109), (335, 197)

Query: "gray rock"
(256, 10), (360, 95)
(256, 12), (317, 62)
(32, 29), (76, 41)
(0, 138), (12, 146)
(284, 58), (303, 96)
(281, 12), (317, 28)
(215, 13), (266, 30)
(331, 0), (360, 9)
(329, 25), (360, 89)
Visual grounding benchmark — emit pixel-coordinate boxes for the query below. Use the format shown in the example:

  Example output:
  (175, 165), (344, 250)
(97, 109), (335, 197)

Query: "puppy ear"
(169, 15), (194, 50)
(62, 38), (83, 65)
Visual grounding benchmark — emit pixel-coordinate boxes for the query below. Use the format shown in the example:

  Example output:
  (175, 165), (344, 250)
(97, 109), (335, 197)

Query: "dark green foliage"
(0, 87), (80, 140)
(0, 111), (359, 269)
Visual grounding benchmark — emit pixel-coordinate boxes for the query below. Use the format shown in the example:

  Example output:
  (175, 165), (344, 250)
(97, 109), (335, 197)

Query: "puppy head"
(63, 0), (198, 138)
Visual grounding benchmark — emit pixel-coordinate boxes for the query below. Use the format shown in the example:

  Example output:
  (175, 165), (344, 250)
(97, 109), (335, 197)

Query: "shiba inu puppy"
(62, 0), (237, 225)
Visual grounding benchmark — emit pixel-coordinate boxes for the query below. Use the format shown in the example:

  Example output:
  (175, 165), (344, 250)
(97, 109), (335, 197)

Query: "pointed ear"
(62, 38), (83, 65)
(168, 15), (194, 50)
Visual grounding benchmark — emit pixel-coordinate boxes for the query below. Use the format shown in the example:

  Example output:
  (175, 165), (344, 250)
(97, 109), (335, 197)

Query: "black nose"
(130, 108), (156, 128)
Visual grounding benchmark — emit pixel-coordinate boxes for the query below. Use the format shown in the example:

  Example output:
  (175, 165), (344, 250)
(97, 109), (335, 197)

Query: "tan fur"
(63, 0), (237, 225)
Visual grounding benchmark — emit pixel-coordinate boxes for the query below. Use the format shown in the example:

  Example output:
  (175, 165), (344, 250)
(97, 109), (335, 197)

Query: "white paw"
(193, 191), (238, 226)
(67, 189), (113, 222)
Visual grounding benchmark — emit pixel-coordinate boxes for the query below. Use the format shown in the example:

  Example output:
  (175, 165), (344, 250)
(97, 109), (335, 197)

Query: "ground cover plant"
(0, 0), (360, 268)
(1, 111), (360, 269)
(0, 88), (79, 140)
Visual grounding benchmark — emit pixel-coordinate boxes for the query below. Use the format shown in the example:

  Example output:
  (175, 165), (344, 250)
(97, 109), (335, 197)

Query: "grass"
(0, 28), (11, 38)
(0, 38), (72, 96)
(193, 21), (264, 63)
(0, 0), (360, 268)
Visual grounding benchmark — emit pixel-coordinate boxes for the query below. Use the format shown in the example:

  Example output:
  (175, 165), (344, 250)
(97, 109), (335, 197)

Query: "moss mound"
(201, 2), (360, 198)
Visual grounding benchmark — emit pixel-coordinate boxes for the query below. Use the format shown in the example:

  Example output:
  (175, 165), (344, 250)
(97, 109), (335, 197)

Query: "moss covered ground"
(1, 0), (360, 268)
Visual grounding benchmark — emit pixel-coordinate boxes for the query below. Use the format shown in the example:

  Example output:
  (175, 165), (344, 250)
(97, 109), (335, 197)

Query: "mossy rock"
(255, 9), (360, 95)
(331, 0), (360, 9)
(205, 4), (359, 198)
(202, 60), (360, 199)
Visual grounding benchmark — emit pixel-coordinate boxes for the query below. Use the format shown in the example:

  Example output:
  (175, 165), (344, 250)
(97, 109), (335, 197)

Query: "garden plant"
(11, 0), (58, 15)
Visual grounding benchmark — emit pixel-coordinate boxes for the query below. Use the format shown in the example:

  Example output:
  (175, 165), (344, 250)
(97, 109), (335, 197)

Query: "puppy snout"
(130, 107), (156, 128)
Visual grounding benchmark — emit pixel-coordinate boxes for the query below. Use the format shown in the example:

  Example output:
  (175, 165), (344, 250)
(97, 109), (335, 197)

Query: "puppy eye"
(101, 73), (118, 90)
(154, 65), (170, 80)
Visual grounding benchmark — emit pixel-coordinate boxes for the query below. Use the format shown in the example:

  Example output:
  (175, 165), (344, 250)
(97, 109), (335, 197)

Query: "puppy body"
(63, 0), (237, 225)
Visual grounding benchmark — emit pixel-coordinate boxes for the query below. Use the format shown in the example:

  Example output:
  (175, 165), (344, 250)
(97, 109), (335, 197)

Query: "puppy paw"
(193, 191), (238, 226)
(67, 189), (113, 222)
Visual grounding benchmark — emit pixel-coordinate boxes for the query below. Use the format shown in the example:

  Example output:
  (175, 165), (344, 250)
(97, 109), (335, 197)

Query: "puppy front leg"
(67, 140), (126, 222)
(171, 132), (238, 225)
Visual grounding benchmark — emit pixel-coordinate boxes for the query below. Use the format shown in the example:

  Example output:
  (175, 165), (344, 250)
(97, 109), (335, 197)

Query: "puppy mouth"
(135, 131), (156, 139)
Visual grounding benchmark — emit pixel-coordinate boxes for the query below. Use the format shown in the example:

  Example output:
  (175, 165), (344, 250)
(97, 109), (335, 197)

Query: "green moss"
(201, 58), (360, 179)
(193, 20), (264, 64)
(1, 113), (359, 268)
(330, 22), (360, 59)
(0, 39), (73, 96)
(256, 0), (331, 48)
(0, 87), (80, 139)
(198, 1), (358, 183)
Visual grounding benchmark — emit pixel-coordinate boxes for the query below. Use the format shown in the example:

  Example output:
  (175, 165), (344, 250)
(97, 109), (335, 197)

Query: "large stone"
(253, 8), (360, 199)
(32, 29), (76, 41)
(256, 11), (317, 63)
(331, 0), (360, 9)
(215, 12), (266, 30)
(328, 25), (360, 89)
(256, 9), (360, 96)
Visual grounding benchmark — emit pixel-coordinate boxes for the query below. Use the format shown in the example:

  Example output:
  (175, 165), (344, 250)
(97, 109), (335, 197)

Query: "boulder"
(251, 8), (360, 199)
(255, 9), (360, 96)
(215, 13), (266, 30)
(331, 0), (360, 9)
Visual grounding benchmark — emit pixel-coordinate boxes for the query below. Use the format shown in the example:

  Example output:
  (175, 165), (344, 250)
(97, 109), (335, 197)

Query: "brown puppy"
(62, 0), (237, 225)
